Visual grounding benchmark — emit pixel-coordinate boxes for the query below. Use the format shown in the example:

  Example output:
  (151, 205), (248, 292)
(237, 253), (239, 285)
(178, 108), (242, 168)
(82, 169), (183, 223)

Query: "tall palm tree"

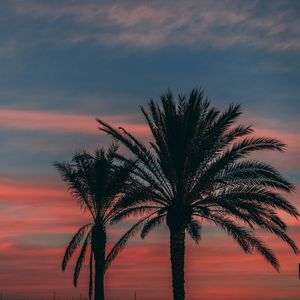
(54, 144), (147, 300)
(97, 88), (299, 300)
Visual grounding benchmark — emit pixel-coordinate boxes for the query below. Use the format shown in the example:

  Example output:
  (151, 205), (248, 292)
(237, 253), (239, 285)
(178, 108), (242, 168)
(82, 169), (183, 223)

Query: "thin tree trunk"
(92, 225), (106, 300)
(169, 225), (186, 300)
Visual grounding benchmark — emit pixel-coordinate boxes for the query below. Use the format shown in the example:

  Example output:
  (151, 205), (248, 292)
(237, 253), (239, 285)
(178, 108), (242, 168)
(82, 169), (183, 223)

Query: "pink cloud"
(254, 127), (300, 153)
(252, 128), (300, 170)
(1, 207), (299, 299)
(3, 231), (299, 298)
(239, 113), (300, 170)
(0, 178), (68, 204)
(0, 108), (299, 172)
(0, 108), (299, 299)
(0, 108), (149, 136)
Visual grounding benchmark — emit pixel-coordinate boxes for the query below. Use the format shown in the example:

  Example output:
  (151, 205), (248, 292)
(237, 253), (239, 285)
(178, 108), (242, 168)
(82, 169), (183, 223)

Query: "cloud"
(252, 127), (300, 170)
(0, 108), (299, 171)
(0, 176), (68, 204)
(0, 176), (87, 243)
(0, 108), (149, 135)
(2, 234), (300, 300)
(10, 0), (300, 51)
(236, 112), (300, 171)
(0, 172), (299, 299)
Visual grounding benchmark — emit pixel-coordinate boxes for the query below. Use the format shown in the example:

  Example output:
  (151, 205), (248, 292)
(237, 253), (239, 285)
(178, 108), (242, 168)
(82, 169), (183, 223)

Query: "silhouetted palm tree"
(97, 88), (299, 300)
(54, 144), (146, 300)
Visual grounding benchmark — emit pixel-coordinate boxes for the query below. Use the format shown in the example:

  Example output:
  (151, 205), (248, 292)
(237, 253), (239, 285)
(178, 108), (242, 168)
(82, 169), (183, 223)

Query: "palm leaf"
(104, 215), (153, 272)
(141, 214), (166, 239)
(74, 231), (91, 287)
(206, 215), (279, 271)
(186, 218), (202, 243)
(62, 223), (92, 271)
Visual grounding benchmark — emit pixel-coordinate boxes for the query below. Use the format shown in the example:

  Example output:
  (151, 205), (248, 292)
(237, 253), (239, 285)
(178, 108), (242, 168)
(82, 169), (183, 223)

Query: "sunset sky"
(0, 1), (300, 299)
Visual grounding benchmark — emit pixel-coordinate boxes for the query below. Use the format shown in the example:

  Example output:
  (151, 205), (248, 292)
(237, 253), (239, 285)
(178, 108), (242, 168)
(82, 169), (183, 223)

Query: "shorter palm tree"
(54, 144), (146, 300)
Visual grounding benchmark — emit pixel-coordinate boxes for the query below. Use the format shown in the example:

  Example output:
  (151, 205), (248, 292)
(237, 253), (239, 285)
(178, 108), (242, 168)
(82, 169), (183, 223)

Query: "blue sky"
(0, 0), (299, 177)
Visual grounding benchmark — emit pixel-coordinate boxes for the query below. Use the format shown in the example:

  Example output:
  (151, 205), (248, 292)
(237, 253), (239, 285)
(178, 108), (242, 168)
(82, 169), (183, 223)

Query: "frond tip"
(73, 231), (91, 287)
(62, 224), (92, 271)
(208, 216), (280, 271)
(104, 216), (151, 272)
(141, 214), (166, 239)
(186, 219), (202, 243)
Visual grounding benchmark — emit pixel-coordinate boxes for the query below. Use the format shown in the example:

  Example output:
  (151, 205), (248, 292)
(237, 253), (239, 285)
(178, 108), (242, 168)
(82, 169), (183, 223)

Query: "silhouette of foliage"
(54, 144), (146, 300)
(97, 88), (298, 300)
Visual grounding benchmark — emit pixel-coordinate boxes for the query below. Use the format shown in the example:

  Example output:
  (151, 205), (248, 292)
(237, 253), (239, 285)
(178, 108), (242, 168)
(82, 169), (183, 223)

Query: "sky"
(0, 0), (300, 299)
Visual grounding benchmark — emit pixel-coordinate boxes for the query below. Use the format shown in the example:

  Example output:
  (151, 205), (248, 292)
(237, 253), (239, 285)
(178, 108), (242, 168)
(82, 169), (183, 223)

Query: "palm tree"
(97, 88), (299, 300)
(54, 144), (147, 300)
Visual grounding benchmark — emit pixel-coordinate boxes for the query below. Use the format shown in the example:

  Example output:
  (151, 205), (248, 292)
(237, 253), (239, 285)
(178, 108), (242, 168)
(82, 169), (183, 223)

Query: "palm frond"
(110, 206), (162, 224)
(248, 236), (279, 271)
(205, 215), (279, 271)
(209, 103), (242, 139)
(54, 161), (96, 220)
(186, 218), (202, 243)
(73, 231), (91, 287)
(203, 186), (298, 218)
(141, 214), (166, 239)
(215, 160), (295, 193)
(104, 215), (152, 272)
(246, 214), (298, 254)
(222, 125), (254, 144)
(62, 223), (92, 271)
(113, 152), (172, 203)
(190, 137), (286, 198)
(97, 118), (173, 200)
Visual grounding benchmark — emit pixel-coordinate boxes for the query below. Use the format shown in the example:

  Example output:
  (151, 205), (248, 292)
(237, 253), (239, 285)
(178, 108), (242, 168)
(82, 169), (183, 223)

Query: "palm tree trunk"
(169, 225), (186, 300)
(92, 225), (106, 300)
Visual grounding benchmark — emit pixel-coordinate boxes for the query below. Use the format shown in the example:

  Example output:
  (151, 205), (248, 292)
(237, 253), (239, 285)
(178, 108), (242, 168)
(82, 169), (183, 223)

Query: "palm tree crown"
(97, 88), (298, 300)
(54, 144), (144, 300)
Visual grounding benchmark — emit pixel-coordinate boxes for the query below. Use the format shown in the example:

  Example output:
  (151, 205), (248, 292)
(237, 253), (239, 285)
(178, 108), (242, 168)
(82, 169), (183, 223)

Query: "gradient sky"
(0, 1), (300, 299)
